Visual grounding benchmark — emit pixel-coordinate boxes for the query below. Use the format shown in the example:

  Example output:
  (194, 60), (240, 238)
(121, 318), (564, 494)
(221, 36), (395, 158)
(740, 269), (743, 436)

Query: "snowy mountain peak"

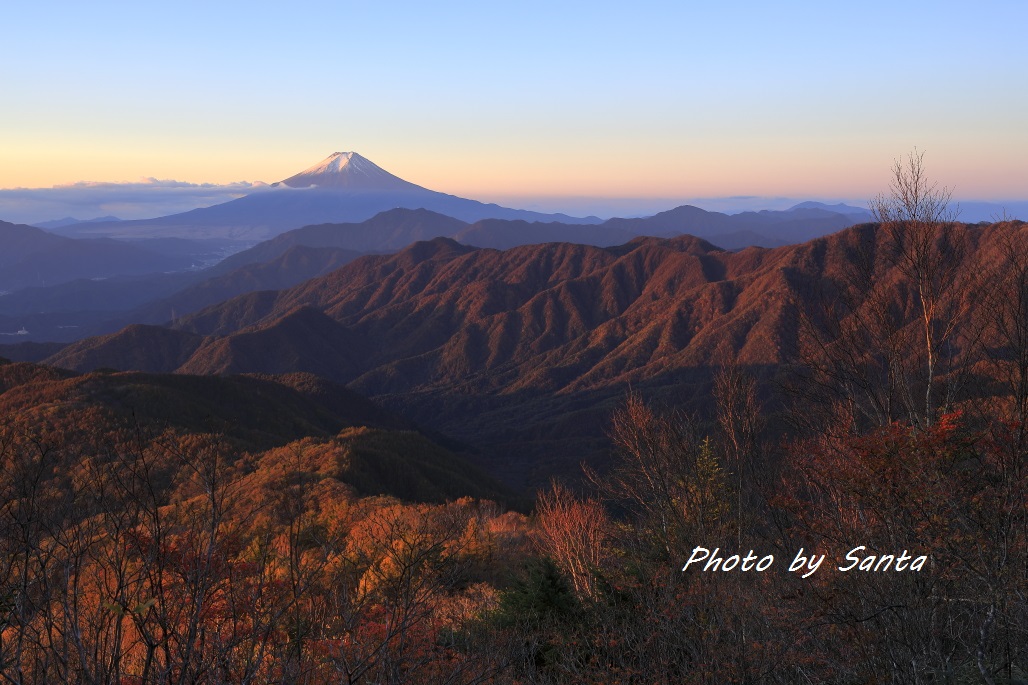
(277, 152), (421, 191)
(307, 151), (366, 174)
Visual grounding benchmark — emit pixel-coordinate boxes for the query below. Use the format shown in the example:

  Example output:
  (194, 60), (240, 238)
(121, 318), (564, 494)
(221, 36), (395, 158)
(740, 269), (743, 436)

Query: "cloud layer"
(0, 179), (268, 226)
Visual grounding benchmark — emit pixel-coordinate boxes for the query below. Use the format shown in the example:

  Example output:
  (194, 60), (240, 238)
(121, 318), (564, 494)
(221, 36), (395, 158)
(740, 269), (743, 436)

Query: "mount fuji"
(55, 152), (599, 242)
(275, 152), (426, 191)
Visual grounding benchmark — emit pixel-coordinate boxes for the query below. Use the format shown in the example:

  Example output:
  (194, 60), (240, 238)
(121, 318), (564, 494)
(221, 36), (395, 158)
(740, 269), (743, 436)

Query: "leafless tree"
(870, 149), (979, 426)
(535, 482), (609, 600)
(869, 147), (959, 227)
(794, 150), (984, 431)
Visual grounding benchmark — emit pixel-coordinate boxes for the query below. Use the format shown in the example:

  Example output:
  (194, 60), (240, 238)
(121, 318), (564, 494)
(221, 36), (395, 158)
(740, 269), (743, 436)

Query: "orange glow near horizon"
(2, 139), (1026, 202)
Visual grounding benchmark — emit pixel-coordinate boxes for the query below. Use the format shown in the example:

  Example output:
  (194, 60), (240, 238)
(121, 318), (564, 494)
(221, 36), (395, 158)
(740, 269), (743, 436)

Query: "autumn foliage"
(2, 178), (1028, 680)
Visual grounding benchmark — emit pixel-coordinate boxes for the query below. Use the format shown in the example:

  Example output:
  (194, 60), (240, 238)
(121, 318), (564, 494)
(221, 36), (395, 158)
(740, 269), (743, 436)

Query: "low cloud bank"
(0, 179), (269, 225)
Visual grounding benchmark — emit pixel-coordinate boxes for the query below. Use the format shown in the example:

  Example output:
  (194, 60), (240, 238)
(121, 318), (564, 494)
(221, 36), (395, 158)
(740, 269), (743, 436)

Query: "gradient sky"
(3, 1), (1026, 205)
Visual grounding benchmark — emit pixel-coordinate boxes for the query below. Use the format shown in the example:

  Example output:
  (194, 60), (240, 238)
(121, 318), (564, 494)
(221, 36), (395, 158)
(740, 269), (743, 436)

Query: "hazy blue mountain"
(0, 220), (195, 293)
(33, 215), (123, 230)
(211, 202), (869, 258)
(788, 201), (870, 217)
(580, 204), (865, 248)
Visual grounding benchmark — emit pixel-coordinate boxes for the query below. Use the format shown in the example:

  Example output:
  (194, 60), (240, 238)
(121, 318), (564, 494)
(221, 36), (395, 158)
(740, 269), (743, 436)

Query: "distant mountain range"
(46, 152), (871, 245)
(0, 194), (870, 341)
(181, 201), (869, 264)
(0, 153), (872, 300)
(33, 215), (123, 230)
(50, 152), (601, 242)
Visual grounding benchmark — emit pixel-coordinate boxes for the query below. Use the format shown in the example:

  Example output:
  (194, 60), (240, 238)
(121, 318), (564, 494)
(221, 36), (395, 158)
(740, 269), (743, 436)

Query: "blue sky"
(2, 0), (1026, 214)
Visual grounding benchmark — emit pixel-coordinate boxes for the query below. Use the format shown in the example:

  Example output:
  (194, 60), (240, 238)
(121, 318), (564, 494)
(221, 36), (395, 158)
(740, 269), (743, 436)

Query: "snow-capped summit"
(276, 152), (422, 192)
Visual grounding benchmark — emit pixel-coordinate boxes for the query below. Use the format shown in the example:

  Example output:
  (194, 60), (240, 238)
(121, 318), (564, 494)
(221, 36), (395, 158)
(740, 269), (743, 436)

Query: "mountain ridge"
(42, 219), (1023, 486)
